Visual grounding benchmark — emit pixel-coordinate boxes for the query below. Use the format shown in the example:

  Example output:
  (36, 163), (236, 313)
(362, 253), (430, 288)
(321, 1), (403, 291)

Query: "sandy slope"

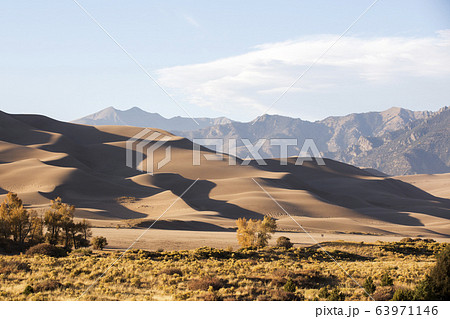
(395, 173), (450, 199)
(0, 110), (449, 242)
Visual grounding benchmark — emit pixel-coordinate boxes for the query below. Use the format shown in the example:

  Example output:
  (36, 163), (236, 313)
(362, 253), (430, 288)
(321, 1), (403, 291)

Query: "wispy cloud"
(184, 15), (200, 28)
(157, 30), (450, 117)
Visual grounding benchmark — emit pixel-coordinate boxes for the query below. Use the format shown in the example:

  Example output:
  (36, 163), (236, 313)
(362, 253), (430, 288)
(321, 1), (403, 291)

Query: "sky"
(1, 0), (449, 122)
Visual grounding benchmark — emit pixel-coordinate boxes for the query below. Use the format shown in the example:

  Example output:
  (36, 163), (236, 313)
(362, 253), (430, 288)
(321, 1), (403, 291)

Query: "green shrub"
(380, 272), (393, 286)
(363, 276), (376, 294)
(414, 246), (450, 300)
(392, 288), (415, 301)
(328, 287), (345, 301)
(23, 285), (34, 295)
(318, 287), (330, 299)
(283, 278), (297, 293)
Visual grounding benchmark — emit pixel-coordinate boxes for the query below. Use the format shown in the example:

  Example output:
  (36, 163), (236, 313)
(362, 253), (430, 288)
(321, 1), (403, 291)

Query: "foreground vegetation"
(0, 238), (448, 301)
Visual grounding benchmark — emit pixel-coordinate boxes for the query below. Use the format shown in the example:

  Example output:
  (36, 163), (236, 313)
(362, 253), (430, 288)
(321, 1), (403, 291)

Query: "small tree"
(71, 220), (92, 249)
(257, 216), (277, 247)
(236, 218), (257, 248)
(44, 202), (62, 245)
(91, 236), (108, 250)
(236, 216), (276, 248)
(0, 193), (32, 244)
(28, 212), (44, 244)
(44, 197), (75, 248)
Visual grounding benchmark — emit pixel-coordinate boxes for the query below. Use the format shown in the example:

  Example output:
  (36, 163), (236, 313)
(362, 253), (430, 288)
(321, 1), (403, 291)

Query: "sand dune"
(0, 110), (449, 240)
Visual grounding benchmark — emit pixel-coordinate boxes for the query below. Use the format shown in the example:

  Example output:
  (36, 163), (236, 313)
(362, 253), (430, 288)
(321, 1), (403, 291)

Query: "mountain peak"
(126, 106), (145, 112)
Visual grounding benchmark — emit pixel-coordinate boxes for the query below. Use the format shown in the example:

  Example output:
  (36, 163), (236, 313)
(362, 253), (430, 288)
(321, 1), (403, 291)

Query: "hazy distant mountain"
(177, 107), (449, 175)
(73, 106), (450, 175)
(351, 107), (450, 175)
(72, 106), (233, 131)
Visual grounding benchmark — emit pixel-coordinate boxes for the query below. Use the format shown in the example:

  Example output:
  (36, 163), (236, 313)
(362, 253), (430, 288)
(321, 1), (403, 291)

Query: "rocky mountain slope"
(73, 106), (450, 175)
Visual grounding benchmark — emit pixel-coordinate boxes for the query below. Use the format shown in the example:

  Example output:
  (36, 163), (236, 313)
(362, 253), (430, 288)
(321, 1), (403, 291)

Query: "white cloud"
(184, 15), (200, 28)
(157, 31), (450, 117)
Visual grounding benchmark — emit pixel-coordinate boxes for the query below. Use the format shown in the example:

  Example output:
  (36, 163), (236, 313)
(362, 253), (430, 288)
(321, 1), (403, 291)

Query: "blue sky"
(1, 0), (449, 122)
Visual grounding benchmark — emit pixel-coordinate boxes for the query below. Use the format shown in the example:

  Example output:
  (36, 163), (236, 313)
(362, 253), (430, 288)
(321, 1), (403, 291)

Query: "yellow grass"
(0, 240), (446, 301)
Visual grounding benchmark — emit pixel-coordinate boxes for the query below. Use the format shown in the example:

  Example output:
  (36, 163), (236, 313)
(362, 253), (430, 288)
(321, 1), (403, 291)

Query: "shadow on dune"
(252, 158), (450, 227)
(38, 189), (148, 220)
(0, 187), (8, 195)
(151, 173), (263, 220)
(135, 219), (234, 231)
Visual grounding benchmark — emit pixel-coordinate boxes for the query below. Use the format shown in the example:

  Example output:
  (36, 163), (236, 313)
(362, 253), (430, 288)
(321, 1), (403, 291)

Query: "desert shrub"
(23, 285), (34, 295)
(116, 196), (137, 203)
(392, 288), (415, 301)
(26, 243), (66, 257)
(276, 236), (293, 249)
(272, 268), (291, 278)
(271, 289), (304, 301)
(34, 280), (63, 292)
(193, 247), (232, 259)
(130, 277), (141, 288)
(328, 287), (345, 301)
(283, 278), (297, 293)
(188, 277), (226, 291)
(159, 267), (183, 276)
(295, 270), (337, 289)
(380, 272), (393, 286)
(91, 236), (108, 250)
(363, 276), (376, 294)
(373, 286), (394, 301)
(318, 287), (330, 299)
(70, 248), (92, 256)
(0, 260), (31, 274)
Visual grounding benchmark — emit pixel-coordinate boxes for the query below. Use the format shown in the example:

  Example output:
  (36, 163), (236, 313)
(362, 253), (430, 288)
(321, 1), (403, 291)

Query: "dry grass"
(0, 239), (446, 301)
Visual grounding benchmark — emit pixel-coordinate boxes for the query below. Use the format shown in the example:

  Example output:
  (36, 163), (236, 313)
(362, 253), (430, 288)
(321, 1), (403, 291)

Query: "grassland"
(0, 239), (446, 301)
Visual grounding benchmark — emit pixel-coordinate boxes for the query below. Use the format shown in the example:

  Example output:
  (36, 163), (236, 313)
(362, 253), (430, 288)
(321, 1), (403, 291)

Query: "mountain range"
(73, 106), (450, 175)
(73, 106), (232, 131)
